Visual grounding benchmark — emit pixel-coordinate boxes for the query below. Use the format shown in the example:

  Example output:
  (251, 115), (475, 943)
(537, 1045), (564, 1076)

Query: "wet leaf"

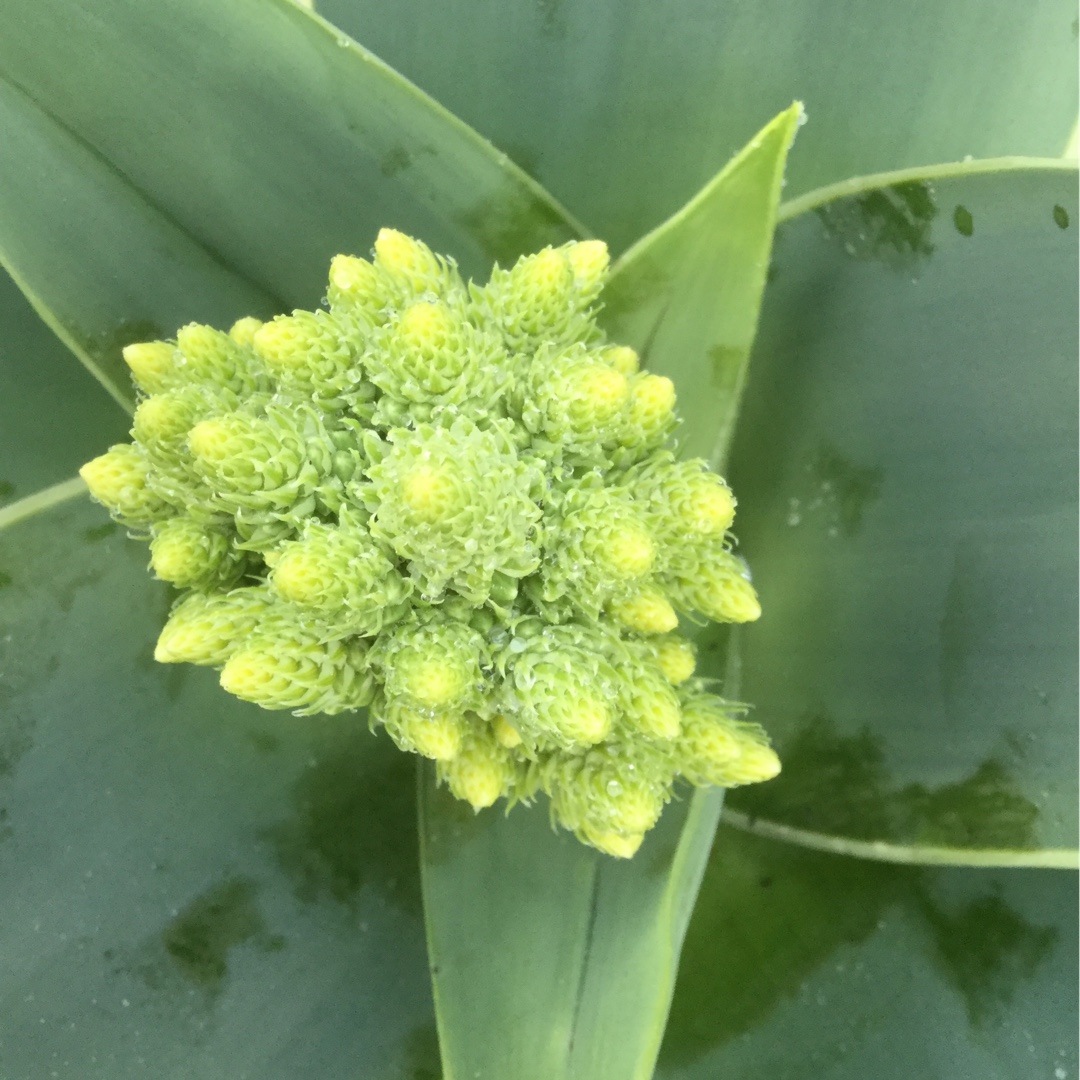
(319, 0), (1078, 249)
(725, 161), (1079, 856)
(420, 108), (799, 1080)
(0, 0), (582, 407)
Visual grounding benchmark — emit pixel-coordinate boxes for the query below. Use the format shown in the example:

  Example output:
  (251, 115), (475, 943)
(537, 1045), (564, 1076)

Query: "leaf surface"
(724, 160), (1079, 857)
(0, 492), (440, 1079)
(320, 0), (1078, 250)
(420, 107), (799, 1080)
(657, 829), (1079, 1080)
(0, 0), (582, 406)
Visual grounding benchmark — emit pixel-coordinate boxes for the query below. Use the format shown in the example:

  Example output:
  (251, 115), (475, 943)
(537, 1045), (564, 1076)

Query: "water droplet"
(606, 780), (624, 796)
(508, 637), (527, 654)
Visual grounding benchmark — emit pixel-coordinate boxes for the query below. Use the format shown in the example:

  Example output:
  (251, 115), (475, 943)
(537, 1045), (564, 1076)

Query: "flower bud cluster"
(80, 228), (779, 857)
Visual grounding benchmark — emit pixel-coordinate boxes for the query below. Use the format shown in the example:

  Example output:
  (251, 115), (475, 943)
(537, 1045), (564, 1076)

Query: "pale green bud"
(176, 323), (267, 394)
(362, 418), (541, 604)
(520, 345), (630, 460)
(366, 300), (508, 418)
(631, 456), (736, 545)
(228, 317), (264, 348)
(543, 743), (670, 856)
(327, 254), (389, 315)
(500, 625), (618, 748)
(372, 616), (486, 710)
(533, 486), (656, 619)
(187, 404), (340, 519)
(373, 228), (462, 299)
(565, 239), (610, 304)
(616, 657), (683, 740)
(252, 310), (363, 400)
(608, 585), (679, 635)
(477, 244), (600, 352)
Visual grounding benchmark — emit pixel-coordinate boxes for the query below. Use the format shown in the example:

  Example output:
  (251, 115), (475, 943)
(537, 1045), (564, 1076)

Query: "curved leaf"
(603, 102), (803, 465)
(0, 268), (128, 504)
(320, 0), (1077, 250)
(0, 0), (582, 405)
(0, 495), (439, 1080)
(725, 160), (1079, 856)
(657, 829), (1078, 1080)
(421, 107), (799, 1080)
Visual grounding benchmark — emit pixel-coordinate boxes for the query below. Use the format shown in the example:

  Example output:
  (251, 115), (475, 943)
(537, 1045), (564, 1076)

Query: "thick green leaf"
(0, 0), (582, 406)
(420, 108), (798, 1080)
(0, 495), (438, 1079)
(0, 268), (128, 508)
(657, 829), (1078, 1080)
(320, 0), (1077, 250)
(724, 161), (1079, 857)
(603, 103), (803, 465)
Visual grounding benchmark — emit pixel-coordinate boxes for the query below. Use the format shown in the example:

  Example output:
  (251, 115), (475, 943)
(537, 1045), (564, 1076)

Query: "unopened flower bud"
(155, 588), (273, 666)
(654, 635), (696, 684)
(123, 341), (177, 394)
(80, 445), (165, 523)
(149, 518), (235, 588)
(439, 731), (516, 809)
(609, 586), (679, 635)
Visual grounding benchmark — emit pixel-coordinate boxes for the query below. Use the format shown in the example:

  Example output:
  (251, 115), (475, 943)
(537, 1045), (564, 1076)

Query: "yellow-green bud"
(602, 345), (640, 377)
(328, 254), (386, 312)
(581, 826), (645, 860)
(229, 317), (264, 348)
(80, 445), (165, 523)
(625, 373), (677, 445)
(654, 635), (696, 684)
(565, 239), (610, 302)
(669, 550), (761, 623)
(220, 632), (373, 715)
(618, 658), (682, 740)
(176, 323), (257, 392)
(439, 731), (516, 810)
(374, 618), (486, 710)
(123, 341), (177, 394)
(491, 714), (523, 748)
(149, 518), (235, 589)
(379, 698), (465, 761)
(543, 744), (669, 854)
(155, 588), (272, 666)
(677, 690), (778, 788)
(253, 310), (360, 399)
(609, 586), (679, 635)
(373, 228), (458, 297)
(595, 523), (655, 580)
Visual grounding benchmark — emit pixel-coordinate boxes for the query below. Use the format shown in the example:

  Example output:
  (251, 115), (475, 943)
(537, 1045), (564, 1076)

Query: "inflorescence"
(80, 229), (779, 858)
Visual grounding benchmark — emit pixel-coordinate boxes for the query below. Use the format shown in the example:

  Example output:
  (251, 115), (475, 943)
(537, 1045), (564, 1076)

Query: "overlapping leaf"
(724, 161), (1079, 860)
(421, 106), (800, 1080)
(0, 0), (582, 406)
(320, 0), (1078, 249)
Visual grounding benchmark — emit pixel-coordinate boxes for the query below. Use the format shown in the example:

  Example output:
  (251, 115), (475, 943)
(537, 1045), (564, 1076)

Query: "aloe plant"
(0, 2), (1076, 1078)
